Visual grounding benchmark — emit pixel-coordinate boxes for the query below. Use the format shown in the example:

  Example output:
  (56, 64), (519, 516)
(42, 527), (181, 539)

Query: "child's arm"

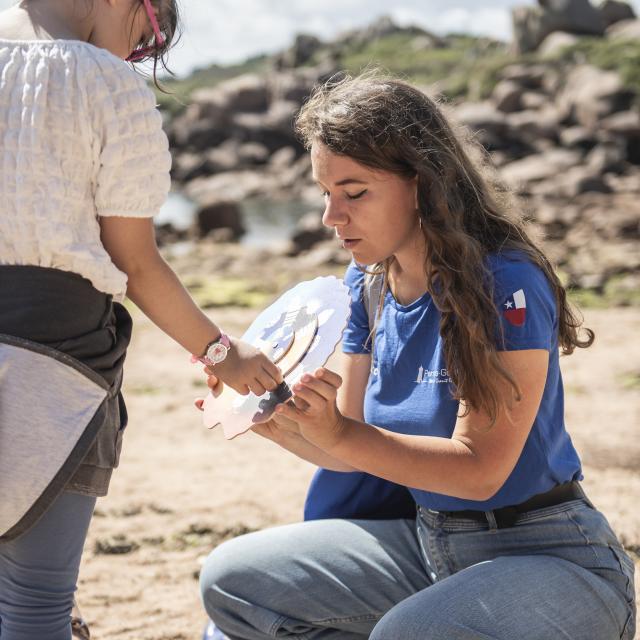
(100, 216), (282, 395)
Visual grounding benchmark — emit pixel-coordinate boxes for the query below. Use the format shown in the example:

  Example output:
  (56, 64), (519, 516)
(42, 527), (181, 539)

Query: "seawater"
(156, 192), (315, 248)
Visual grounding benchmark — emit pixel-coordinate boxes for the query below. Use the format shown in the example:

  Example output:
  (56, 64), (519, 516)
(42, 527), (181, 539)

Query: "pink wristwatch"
(191, 332), (231, 367)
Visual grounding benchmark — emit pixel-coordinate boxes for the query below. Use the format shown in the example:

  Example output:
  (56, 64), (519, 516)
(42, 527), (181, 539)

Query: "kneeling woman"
(199, 73), (636, 640)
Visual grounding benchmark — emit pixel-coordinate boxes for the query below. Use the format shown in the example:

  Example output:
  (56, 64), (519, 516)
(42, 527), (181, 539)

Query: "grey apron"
(0, 265), (132, 540)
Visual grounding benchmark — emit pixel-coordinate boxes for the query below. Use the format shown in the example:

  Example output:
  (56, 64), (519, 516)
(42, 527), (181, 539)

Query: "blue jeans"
(0, 492), (96, 640)
(200, 499), (635, 639)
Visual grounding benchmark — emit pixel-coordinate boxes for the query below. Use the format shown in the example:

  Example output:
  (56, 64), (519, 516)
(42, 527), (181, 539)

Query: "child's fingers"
(248, 380), (267, 397)
(257, 369), (279, 394)
(194, 398), (204, 411)
(204, 373), (224, 398)
(262, 359), (284, 386)
(315, 368), (343, 388)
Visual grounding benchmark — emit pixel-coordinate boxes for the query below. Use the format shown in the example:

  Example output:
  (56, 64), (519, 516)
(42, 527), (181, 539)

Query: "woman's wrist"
(315, 412), (352, 456)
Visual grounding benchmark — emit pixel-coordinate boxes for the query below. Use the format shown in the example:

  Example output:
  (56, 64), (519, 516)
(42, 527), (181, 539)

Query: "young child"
(0, 1), (282, 638)
(199, 73), (636, 640)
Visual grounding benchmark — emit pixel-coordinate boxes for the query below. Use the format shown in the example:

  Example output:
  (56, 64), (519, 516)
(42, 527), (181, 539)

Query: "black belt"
(432, 481), (587, 529)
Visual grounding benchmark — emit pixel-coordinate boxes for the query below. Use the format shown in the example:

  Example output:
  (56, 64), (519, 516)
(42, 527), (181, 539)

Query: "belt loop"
(484, 510), (498, 532)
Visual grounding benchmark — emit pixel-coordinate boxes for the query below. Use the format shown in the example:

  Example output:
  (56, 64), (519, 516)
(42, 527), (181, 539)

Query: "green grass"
(184, 275), (273, 308)
(567, 275), (640, 309)
(617, 371), (640, 390)
(337, 33), (512, 100)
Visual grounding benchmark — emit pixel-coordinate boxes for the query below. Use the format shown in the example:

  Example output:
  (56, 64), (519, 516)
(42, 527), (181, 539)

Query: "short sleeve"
(489, 255), (557, 352)
(342, 261), (372, 354)
(92, 63), (171, 218)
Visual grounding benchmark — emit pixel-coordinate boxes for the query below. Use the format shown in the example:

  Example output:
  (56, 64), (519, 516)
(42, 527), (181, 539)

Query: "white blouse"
(0, 39), (171, 299)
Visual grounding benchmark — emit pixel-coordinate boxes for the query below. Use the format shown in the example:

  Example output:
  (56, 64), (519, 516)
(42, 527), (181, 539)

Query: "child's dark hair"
(129, 0), (181, 87)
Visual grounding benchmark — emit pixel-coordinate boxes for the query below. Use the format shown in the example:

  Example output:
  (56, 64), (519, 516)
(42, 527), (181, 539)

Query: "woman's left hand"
(275, 368), (347, 451)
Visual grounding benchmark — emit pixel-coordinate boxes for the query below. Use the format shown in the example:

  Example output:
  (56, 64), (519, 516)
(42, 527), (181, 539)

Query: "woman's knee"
(370, 594), (452, 640)
(200, 536), (247, 616)
(199, 530), (278, 619)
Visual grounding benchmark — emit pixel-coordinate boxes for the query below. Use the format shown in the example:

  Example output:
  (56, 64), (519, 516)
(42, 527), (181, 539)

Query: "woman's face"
(90, 0), (154, 60)
(311, 141), (421, 266)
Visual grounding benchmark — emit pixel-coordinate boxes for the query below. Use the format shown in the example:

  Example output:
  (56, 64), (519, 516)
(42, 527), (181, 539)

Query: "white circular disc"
(202, 275), (351, 439)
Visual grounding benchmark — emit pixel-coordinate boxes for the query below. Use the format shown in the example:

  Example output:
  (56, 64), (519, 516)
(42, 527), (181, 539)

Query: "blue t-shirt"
(304, 469), (416, 521)
(317, 252), (582, 513)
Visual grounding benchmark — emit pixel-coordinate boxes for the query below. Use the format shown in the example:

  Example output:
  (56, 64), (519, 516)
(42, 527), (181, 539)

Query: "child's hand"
(274, 368), (346, 451)
(194, 370), (224, 411)
(213, 337), (283, 396)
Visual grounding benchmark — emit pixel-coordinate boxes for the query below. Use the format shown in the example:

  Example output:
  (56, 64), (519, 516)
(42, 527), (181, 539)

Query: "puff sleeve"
(91, 61), (171, 218)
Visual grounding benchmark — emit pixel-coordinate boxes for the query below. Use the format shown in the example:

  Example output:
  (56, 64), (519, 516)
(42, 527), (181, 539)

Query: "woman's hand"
(275, 368), (347, 451)
(251, 411), (301, 443)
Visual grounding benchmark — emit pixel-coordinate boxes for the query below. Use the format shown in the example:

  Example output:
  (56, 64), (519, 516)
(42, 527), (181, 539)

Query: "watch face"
(207, 342), (229, 364)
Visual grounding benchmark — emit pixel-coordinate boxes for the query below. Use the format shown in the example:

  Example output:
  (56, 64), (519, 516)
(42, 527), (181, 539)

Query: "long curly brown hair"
(295, 71), (593, 425)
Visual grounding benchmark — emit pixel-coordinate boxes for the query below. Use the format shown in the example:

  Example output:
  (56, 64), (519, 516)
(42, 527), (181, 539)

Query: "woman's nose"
(322, 197), (348, 229)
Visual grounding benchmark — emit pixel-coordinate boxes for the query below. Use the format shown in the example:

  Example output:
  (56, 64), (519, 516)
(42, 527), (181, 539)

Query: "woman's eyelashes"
(321, 189), (368, 200)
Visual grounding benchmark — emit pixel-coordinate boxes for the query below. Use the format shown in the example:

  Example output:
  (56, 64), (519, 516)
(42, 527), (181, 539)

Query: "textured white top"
(0, 39), (171, 299)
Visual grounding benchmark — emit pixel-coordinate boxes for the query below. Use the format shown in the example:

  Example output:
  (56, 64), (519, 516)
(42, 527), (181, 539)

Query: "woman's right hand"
(210, 336), (283, 396)
(252, 410), (301, 443)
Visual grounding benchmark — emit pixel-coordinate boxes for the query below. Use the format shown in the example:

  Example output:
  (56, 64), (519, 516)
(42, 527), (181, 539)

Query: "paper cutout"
(202, 275), (351, 439)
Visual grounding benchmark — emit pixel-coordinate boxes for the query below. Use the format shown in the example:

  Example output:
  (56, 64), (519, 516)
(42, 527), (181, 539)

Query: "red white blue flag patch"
(502, 289), (526, 326)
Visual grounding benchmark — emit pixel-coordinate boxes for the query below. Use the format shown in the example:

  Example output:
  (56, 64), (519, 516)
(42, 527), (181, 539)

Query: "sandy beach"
(76, 289), (639, 639)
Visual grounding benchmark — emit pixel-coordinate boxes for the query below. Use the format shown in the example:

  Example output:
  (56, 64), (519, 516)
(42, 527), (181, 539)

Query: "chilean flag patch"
(503, 289), (526, 326)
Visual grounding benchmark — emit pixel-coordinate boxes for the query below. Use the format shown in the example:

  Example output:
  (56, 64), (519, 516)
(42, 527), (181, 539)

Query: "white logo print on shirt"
(416, 366), (452, 384)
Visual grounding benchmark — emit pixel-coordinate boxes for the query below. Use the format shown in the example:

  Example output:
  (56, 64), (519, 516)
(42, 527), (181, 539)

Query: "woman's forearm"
(328, 418), (494, 500)
(259, 429), (357, 472)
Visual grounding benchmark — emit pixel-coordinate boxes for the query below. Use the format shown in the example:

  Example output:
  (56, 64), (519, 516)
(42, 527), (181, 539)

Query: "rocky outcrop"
(512, 0), (636, 52)
(599, 0), (636, 27)
(287, 212), (333, 255)
(451, 57), (639, 291)
(195, 199), (245, 240)
(160, 17), (639, 293)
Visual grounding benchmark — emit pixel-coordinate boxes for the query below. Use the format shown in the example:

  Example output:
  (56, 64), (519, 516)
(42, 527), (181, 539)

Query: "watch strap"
(191, 332), (231, 365)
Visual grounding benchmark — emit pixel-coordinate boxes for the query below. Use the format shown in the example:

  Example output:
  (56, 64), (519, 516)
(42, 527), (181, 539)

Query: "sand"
(75, 302), (639, 639)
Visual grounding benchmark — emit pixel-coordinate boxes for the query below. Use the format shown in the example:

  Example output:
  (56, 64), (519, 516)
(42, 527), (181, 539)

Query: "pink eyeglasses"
(126, 0), (166, 63)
